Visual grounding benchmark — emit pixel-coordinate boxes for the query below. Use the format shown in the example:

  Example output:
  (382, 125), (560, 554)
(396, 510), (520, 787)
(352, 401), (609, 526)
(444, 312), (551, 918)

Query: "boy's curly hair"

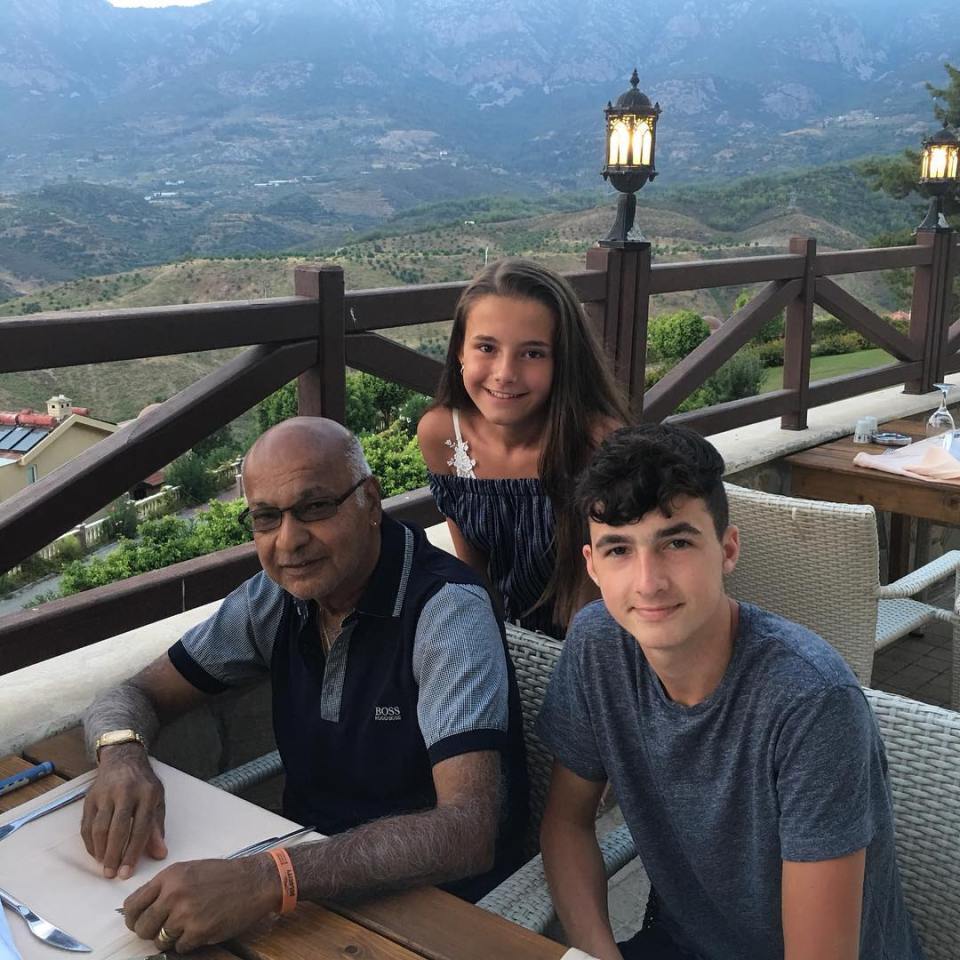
(577, 424), (728, 537)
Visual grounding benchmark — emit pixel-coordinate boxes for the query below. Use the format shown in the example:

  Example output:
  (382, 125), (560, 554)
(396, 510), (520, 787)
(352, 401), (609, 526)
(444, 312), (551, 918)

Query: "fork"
(0, 781), (89, 842)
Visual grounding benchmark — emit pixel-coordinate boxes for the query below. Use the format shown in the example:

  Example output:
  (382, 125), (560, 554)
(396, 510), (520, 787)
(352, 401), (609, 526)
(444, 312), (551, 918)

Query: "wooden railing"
(0, 231), (957, 675)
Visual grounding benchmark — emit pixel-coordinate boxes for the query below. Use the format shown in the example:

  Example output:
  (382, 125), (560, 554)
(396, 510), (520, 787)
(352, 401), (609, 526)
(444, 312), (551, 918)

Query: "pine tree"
(859, 63), (960, 222)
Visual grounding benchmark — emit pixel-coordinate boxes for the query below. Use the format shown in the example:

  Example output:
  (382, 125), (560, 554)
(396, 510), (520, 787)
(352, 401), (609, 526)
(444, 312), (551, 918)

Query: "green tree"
(189, 499), (251, 554)
(166, 452), (219, 505)
(346, 372), (419, 434)
(859, 62), (960, 221)
(360, 422), (428, 497)
(192, 425), (237, 463)
(106, 496), (139, 540)
(60, 501), (251, 596)
(256, 382), (298, 433)
(648, 310), (711, 362)
(255, 374), (429, 438)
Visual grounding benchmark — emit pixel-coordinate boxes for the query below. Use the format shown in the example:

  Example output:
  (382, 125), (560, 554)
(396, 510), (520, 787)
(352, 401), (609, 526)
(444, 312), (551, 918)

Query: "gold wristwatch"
(95, 729), (146, 762)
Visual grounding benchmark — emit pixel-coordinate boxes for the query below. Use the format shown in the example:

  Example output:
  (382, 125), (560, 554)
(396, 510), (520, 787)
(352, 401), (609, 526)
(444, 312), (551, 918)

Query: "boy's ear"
(721, 525), (740, 575)
(583, 544), (599, 585)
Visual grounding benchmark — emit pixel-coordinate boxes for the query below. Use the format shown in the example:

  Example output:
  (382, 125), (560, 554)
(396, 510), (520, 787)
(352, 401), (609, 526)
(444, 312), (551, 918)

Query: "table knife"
(0, 885), (91, 952)
(0, 781), (90, 842)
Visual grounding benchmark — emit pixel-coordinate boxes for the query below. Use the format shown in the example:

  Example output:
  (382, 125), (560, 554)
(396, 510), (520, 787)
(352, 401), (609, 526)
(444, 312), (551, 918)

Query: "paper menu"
(0, 903), (21, 960)
(0, 761), (320, 960)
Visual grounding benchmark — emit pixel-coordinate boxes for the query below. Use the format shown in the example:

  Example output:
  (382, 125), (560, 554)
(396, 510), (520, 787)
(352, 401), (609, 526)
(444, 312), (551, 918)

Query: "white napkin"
(853, 435), (960, 485)
(0, 908), (23, 960)
(560, 950), (601, 960)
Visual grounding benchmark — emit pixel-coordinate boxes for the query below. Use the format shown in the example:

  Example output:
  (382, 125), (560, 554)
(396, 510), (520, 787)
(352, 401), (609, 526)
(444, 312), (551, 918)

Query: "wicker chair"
(725, 483), (960, 705)
(479, 688), (960, 959)
(476, 624), (639, 931)
(864, 688), (960, 960)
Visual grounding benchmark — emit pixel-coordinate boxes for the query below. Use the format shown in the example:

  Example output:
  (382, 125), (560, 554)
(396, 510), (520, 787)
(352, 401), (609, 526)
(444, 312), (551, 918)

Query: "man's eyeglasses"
(238, 476), (371, 534)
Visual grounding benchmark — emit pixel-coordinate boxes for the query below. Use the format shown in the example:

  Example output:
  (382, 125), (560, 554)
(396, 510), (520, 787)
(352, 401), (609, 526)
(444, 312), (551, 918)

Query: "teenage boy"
(536, 424), (923, 960)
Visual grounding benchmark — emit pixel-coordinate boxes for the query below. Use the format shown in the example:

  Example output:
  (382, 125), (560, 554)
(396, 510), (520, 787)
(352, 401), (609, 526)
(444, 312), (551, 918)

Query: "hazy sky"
(108, 1), (210, 7)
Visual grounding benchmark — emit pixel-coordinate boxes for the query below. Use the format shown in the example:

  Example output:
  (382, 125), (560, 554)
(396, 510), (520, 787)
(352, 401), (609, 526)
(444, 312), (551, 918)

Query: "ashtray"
(872, 432), (912, 447)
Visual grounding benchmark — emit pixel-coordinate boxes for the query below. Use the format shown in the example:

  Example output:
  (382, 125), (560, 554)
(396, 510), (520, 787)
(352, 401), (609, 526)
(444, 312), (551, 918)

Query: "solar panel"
(11, 428), (47, 453)
(0, 427), (30, 451)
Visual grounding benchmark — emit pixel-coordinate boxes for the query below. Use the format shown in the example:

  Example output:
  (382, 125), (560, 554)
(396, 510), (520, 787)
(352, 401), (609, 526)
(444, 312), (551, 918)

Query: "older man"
(82, 417), (527, 954)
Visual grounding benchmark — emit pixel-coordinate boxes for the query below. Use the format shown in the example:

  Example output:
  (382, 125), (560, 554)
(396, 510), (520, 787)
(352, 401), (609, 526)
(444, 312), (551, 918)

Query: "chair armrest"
(207, 749), (283, 794)
(477, 823), (639, 935)
(877, 551), (960, 600)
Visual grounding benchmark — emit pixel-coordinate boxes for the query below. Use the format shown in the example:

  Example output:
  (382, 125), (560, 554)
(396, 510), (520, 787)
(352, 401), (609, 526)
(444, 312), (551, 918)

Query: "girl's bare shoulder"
(416, 405), (455, 471)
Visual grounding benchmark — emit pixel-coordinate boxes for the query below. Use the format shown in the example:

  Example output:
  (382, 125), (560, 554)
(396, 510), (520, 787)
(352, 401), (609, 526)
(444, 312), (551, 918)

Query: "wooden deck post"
(584, 244), (652, 416)
(904, 229), (955, 395)
(294, 265), (347, 422)
(781, 237), (816, 430)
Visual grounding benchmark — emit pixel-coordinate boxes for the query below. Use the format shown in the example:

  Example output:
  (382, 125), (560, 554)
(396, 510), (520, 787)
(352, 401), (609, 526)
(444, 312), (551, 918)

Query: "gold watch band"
(95, 729), (146, 763)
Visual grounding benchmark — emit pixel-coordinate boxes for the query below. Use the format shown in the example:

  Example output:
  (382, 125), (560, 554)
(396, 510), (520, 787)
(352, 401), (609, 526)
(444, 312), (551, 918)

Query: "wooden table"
(785, 418), (960, 580)
(0, 755), (567, 960)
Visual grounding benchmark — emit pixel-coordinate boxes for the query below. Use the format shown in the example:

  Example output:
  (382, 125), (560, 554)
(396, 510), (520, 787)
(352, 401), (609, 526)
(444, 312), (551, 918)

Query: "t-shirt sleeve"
(535, 615), (606, 782)
(168, 572), (282, 693)
(412, 582), (510, 765)
(775, 684), (881, 862)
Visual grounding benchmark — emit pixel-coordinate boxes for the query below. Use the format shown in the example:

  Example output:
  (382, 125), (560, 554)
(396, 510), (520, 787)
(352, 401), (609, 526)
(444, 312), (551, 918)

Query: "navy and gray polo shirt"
(168, 515), (528, 901)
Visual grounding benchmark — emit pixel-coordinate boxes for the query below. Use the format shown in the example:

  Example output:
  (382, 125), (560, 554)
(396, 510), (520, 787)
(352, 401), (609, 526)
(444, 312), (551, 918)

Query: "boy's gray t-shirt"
(536, 601), (923, 960)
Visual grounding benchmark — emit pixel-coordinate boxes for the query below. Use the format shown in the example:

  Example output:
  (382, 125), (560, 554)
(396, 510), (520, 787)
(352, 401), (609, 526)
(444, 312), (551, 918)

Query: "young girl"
(417, 258), (630, 637)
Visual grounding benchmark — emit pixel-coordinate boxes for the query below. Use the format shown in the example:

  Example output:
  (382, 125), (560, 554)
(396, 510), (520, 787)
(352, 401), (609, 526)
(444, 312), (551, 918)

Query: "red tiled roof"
(0, 407), (90, 427)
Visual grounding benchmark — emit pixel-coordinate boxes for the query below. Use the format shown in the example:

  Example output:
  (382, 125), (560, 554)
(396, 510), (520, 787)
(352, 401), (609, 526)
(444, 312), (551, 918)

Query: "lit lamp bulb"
(917, 125), (960, 231)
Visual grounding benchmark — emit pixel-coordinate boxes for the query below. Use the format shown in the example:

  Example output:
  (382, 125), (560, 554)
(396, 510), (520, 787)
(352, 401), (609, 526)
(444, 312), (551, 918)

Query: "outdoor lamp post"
(600, 68), (661, 247)
(917, 124), (959, 231)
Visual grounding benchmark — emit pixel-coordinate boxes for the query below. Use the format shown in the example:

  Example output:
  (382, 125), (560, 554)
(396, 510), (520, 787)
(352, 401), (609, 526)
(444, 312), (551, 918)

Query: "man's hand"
(122, 855), (281, 954)
(80, 743), (167, 880)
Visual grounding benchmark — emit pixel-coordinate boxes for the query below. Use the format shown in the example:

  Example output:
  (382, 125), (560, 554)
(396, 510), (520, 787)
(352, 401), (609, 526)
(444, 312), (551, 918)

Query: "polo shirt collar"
(292, 515), (413, 623)
(356, 515), (413, 618)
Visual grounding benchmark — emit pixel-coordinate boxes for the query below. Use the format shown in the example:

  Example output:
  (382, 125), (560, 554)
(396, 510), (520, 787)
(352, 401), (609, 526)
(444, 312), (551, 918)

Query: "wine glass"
(926, 383), (955, 449)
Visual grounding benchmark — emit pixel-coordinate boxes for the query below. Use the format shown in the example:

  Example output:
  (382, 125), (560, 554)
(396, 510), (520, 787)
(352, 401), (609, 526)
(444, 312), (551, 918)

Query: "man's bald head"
(243, 417), (371, 497)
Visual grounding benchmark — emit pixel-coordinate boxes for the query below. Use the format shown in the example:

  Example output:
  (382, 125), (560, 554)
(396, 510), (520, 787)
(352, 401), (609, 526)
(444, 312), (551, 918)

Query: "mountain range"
(1, 0), (956, 205)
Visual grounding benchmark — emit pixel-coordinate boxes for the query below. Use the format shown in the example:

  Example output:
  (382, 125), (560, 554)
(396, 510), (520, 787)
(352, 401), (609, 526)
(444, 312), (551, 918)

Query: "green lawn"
(761, 348), (894, 393)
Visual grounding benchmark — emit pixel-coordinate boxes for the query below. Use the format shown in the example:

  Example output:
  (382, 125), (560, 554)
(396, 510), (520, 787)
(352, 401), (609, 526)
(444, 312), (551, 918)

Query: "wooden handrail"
(0, 298), (315, 373)
(814, 245), (933, 275)
(649, 254), (804, 294)
(342, 270), (609, 332)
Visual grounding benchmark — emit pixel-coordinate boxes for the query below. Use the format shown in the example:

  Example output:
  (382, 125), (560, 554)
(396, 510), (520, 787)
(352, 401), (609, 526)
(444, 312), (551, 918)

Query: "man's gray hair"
(344, 433), (373, 505)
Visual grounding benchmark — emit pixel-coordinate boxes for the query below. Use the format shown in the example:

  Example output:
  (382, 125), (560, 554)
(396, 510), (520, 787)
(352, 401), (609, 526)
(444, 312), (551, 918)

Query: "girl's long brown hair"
(432, 258), (630, 629)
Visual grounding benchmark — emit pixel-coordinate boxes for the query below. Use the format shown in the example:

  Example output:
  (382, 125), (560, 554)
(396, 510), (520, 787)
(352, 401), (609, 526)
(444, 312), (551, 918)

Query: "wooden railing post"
(584, 243), (652, 416)
(295, 264), (346, 422)
(780, 237), (816, 430)
(904, 229), (955, 394)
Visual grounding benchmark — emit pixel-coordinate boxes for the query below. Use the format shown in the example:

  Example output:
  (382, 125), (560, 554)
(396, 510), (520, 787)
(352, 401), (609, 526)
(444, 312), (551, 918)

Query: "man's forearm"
(83, 681), (161, 759)
(542, 818), (621, 960)
(289, 796), (497, 903)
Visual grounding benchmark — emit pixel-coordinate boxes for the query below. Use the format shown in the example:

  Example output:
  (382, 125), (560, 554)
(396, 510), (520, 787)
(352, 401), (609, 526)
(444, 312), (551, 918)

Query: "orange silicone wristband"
(267, 847), (298, 915)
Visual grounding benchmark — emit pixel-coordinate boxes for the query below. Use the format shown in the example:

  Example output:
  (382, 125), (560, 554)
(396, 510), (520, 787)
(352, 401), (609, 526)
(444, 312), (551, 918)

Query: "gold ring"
(157, 926), (176, 946)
